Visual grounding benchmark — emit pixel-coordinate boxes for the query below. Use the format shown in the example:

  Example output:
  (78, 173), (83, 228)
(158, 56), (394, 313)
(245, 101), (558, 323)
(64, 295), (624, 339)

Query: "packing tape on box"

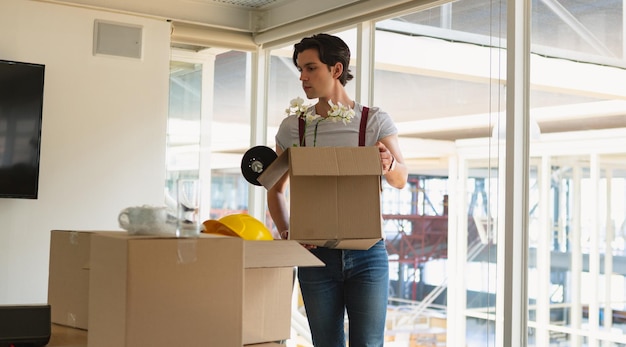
(65, 312), (78, 327)
(176, 239), (198, 264)
(69, 231), (80, 245)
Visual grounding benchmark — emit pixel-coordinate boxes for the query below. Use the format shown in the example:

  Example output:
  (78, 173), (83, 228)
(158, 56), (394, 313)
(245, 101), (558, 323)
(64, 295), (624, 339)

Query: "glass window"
(374, 2), (507, 345)
(529, 0), (626, 345)
(210, 50), (252, 219)
(167, 49), (252, 221)
(374, 0), (626, 345)
(166, 59), (202, 200)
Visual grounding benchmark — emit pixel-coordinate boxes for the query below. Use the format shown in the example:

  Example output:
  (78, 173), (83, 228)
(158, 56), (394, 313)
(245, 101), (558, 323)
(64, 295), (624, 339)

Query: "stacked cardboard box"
(48, 231), (91, 330)
(47, 230), (323, 346)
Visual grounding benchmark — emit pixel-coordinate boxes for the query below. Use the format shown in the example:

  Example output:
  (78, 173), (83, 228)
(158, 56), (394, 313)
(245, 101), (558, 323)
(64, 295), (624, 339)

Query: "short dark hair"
(293, 33), (354, 86)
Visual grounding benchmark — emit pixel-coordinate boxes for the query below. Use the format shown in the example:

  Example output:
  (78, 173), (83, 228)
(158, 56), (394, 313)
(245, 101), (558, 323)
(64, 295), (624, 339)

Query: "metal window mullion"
(497, 0), (531, 346)
(571, 164), (583, 347)
(446, 154), (467, 347)
(199, 56), (215, 222)
(535, 155), (551, 346)
(248, 49), (270, 223)
(588, 153), (600, 347)
(605, 168), (614, 329)
(356, 21), (375, 106)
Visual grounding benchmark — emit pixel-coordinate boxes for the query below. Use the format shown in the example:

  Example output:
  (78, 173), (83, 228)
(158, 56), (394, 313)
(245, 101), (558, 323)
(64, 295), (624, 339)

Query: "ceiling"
(208, 0), (290, 8)
(39, 0), (374, 34)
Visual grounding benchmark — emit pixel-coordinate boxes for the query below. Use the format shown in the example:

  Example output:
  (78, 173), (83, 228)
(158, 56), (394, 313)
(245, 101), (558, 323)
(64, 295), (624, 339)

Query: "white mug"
(118, 205), (175, 235)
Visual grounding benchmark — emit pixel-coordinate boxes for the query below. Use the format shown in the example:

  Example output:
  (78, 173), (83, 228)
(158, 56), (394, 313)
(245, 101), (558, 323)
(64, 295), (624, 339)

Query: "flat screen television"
(0, 59), (45, 199)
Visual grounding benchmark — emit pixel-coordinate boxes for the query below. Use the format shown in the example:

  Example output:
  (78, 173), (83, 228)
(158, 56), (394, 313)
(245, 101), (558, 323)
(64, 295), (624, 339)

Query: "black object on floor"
(0, 304), (51, 347)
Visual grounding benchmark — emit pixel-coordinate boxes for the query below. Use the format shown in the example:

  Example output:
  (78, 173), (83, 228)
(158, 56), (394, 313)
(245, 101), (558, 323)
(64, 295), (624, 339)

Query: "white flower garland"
(285, 97), (355, 146)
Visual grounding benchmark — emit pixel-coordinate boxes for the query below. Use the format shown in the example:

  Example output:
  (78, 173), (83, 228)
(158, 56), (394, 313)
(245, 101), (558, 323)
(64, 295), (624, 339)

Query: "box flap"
(289, 147), (382, 176)
(257, 149), (290, 189)
(243, 240), (324, 268)
(258, 147), (382, 188)
(242, 268), (292, 344)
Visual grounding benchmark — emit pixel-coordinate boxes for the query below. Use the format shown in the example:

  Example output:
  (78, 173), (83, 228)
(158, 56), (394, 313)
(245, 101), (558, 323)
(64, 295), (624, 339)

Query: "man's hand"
(280, 230), (317, 249)
(376, 141), (395, 174)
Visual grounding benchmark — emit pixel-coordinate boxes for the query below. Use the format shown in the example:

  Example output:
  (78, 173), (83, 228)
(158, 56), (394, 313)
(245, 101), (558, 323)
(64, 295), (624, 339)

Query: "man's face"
(296, 48), (337, 99)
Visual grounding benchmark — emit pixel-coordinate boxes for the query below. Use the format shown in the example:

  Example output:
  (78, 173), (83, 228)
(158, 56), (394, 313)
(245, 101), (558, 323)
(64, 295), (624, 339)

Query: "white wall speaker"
(93, 20), (143, 59)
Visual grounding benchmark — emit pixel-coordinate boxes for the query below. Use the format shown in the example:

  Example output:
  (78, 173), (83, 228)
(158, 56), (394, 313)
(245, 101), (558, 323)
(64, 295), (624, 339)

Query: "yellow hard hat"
(202, 214), (273, 241)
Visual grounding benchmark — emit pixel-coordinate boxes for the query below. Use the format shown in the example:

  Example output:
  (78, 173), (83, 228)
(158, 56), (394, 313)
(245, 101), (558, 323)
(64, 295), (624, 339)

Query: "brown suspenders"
(298, 116), (306, 147)
(358, 106), (369, 147)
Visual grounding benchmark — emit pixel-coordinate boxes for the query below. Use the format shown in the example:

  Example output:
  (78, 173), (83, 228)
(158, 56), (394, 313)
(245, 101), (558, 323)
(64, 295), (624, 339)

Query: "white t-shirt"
(275, 102), (397, 150)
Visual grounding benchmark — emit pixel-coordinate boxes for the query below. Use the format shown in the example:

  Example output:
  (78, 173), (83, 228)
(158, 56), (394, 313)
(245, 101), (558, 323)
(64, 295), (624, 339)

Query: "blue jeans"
(297, 240), (389, 347)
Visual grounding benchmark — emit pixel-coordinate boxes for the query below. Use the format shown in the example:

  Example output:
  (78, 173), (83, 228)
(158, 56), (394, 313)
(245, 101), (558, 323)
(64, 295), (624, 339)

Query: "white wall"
(0, 0), (171, 304)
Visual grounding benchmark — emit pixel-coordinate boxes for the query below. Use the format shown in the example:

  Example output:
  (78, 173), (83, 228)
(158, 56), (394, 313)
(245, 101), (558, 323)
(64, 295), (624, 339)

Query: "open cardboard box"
(87, 232), (323, 347)
(258, 146), (384, 250)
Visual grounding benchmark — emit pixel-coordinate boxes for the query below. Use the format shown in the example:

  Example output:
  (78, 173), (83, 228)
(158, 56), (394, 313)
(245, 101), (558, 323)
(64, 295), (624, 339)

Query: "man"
(268, 33), (408, 347)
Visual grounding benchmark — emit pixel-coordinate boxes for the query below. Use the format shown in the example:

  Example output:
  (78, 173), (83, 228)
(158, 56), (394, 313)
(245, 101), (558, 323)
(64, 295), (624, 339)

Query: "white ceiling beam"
(374, 31), (626, 100)
(252, 0), (363, 32)
(37, 0), (253, 31)
(397, 100), (626, 136)
(254, 0), (452, 48)
(170, 22), (257, 51)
